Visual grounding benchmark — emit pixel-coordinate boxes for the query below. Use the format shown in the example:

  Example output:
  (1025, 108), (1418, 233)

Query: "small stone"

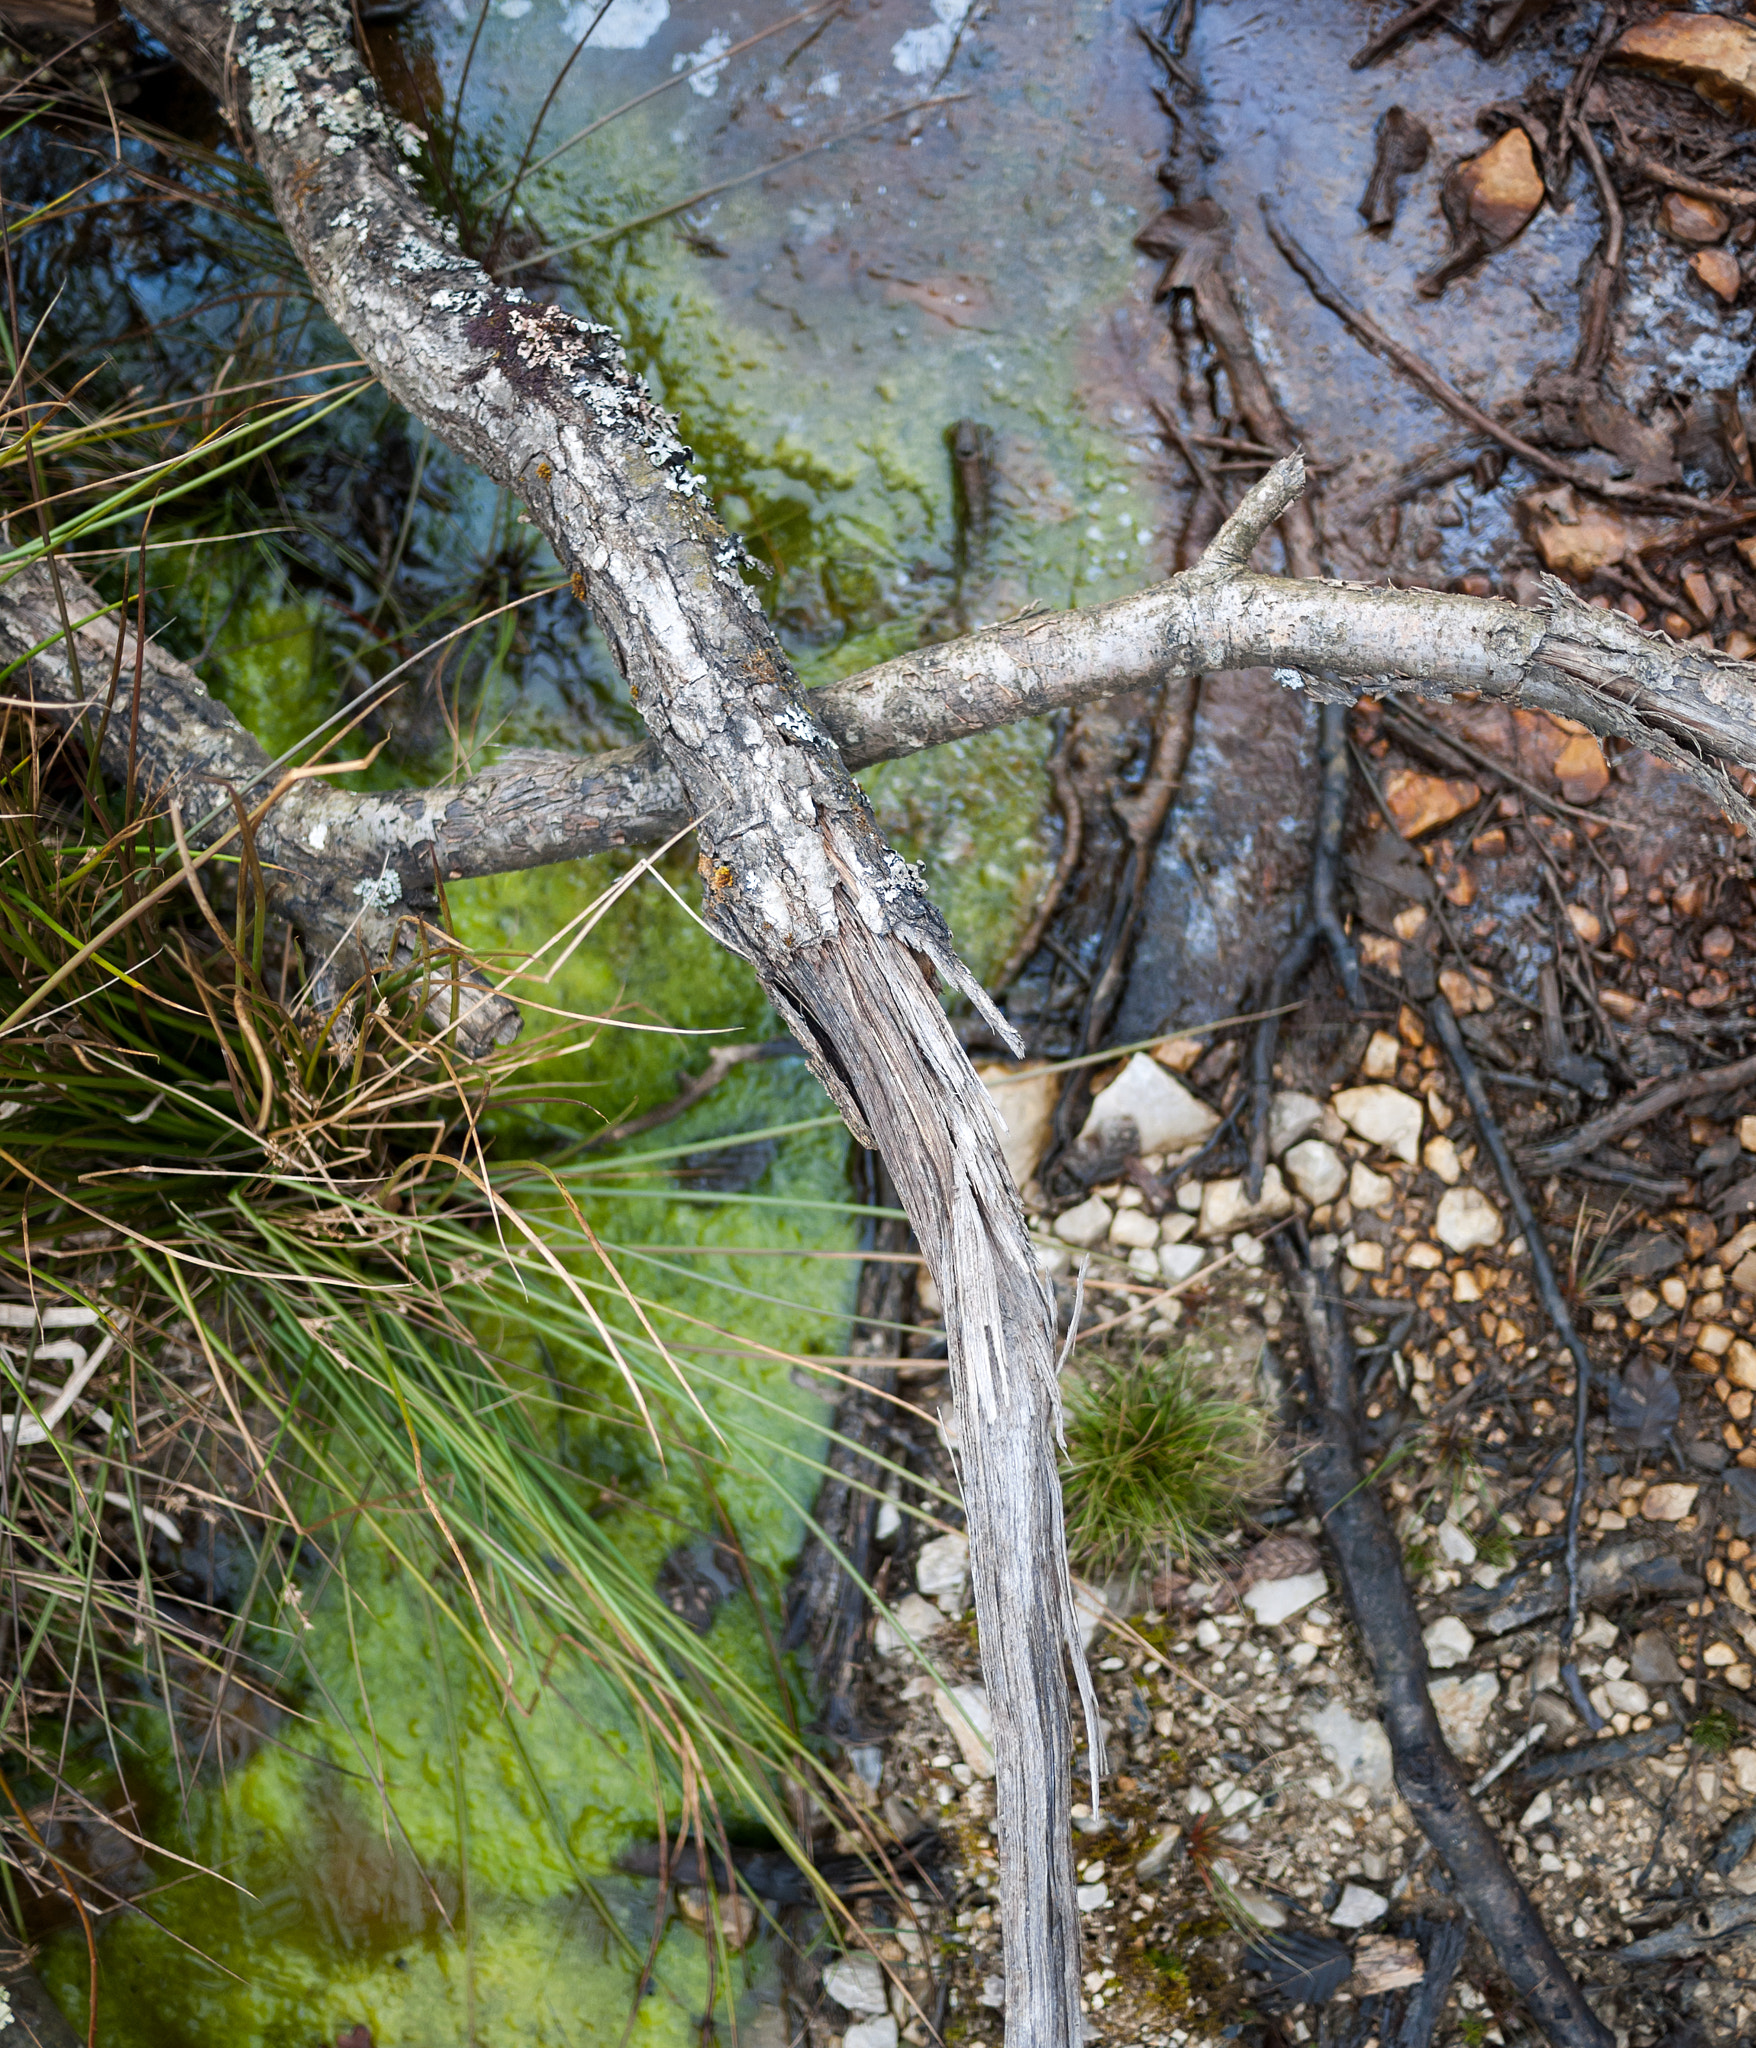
(677, 1887), (759, 1948)
(1693, 246), (1743, 303)
(1284, 1139), (1346, 1205)
(1081, 1053), (1219, 1158)
(1197, 1166), (1295, 1240)
(1614, 11), (1756, 120)
(1553, 731), (1609, 805)
(1625, 1285), (1662, 1322)
(1729, 1339), (1756, 1391)
(1054, 1196), (1113, 1248)
(1109, 1208), (1160, 1251)
(1349, 1161), (1395, 1210)
(1566, 902), (1602, 946)
(824, 1957), (889, 2015)
(1423, 1615), (1475, 1669)
(845, 2020), (900, 2048)
(1423, 1134), (1462, 1184)
(1153, 1036), (1203, 1072)
(1351, 1934), (1424, 1995)
(1333, 1085), (1423, 1163)
(1306, 1700), (1395, 1798)
(1520, 1789), (1553, 1829)
(1602, 1677), (1652, 1717)
(1741, 1112), (1756, 1152)
(1269, 1090), (1328, 1156)
(1128, 1245), (1162, 1280)
(1436, 1521), (1477, 1566)
(977, 1976), (1006, 2012)
(1363, 1030), (1402, 1080)
(977, 1062), (1062, 1193)
(1631, 1629), (1685, 1686)
(1733, 1253), (1756, 1296)
(1451, 126), (1543, 246)
(1661, 190), (1730, 244)
(1076, 1881), (1109, 1912)
(1242, 1569), (1328, 1627)
(1330, 1882), (1389, 1929)
(875, 1592), (946, 1656)
(1232, 1887), (1287, 1929)
(1438, 965), (1494, 1014)
(1435, 1186), (1504, 1255)
(1527, 491), (1635, 579)
(1134, 1826), (1182, 1881)
(1382, 768), (1481, 839)
(1429, 1671), (1500, 1758)
(1159, 1241), (1206, 1284)
(917, 1533), (970, 1604)
(1641, 1483), (1699, 1522)
(933, 1682), (995, 1777)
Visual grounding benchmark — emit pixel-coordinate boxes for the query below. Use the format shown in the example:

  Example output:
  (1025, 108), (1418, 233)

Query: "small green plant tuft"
(1403, 1536), (1439, 1583)
(1060, 1350), (1263, 1575)
(1690, 1708), (1740, 1754)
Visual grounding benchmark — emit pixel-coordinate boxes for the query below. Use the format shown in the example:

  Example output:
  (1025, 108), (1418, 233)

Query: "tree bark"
(117, 2), (1098, 2036)
(20, 481), (1756, 914)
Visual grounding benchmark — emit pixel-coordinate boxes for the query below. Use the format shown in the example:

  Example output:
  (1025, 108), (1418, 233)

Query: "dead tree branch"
(1280, 1245), (1615, 2048)
(118, 2), (1099, 2035)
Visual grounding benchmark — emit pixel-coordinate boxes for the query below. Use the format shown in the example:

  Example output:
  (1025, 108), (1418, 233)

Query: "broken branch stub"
(124, 0), (1099, 2036)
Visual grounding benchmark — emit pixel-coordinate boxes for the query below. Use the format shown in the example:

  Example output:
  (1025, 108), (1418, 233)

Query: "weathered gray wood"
(118, 3), (1100, 2036)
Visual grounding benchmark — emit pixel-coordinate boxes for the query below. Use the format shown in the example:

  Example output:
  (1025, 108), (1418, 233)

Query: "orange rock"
(1523, 485), (1635, 577)
(1693, 246), (1743, 303)
(1728, 629), (1756, 661)
(1613, 12), (1756, 119)
(1553, 731), (1609, 804)
(1682, 566), (1719, 618)
(1453, 127), (1544, 245)
(1601, 988), (1641, 1019)
(1439, 967), (1494, 1014)
(1661, 191), (1730, 244)
(1567, 902), (1604, 945)
(1383, 769), (1480, 838)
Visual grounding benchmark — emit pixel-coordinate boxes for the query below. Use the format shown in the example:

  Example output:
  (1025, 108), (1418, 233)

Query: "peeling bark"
(118, 3), (1097, 2036)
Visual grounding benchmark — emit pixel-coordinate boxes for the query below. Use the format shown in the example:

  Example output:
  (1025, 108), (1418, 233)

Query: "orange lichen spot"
(537, 461), (553, 480)
(569, 567), (588, 601)
(713, 865), (735, 892)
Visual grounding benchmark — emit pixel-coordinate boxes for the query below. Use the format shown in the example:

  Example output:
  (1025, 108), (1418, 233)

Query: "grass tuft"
(1059, 1349), (1263, 1577)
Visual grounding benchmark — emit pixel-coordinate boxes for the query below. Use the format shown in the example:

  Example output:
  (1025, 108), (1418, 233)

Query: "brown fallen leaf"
(1613, 12), (1756, 121)
(1360, 105), (1431, 232)
(1521, 482), (1636, 575)
(1693, 246), (1743, 304)
(1384, 768), (1481, 838)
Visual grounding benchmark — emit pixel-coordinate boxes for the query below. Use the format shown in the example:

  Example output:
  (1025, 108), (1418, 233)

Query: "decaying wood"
(1281, 1248), (1615, 2048)
(27, 460), (1756, 922)
(120, 3), (1098, 2037)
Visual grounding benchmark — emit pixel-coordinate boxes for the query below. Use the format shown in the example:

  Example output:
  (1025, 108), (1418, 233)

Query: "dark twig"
(1277, 1243), (1615, 2048)
(1570, 115), (1624, 381)
(1429, 997), (1599, 1704)
(1260, 200), (1709, 517)
(1349, 0), (1449, 71)
(1547, 2), (1623, 203)
(1524, 1047), (1756, 1174)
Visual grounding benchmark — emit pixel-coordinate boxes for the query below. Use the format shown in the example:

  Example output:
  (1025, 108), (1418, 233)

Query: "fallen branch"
(124, 5), (1101, 2037)
(1617, 1893), (1756, 1964)
(1524, 1046), (1756, 1173)
(1279, 1245), (1614, 2048)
